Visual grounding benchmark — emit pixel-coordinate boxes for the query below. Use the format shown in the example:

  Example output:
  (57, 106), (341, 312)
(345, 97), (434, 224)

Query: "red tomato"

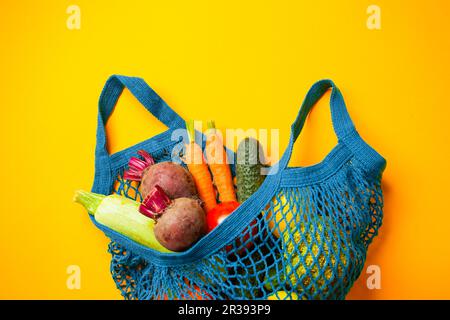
(207, 201), (259, 255)
(206, 201), (240, 232)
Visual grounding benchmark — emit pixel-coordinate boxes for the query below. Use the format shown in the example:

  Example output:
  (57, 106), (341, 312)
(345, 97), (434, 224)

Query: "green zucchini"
(74, 190), (173, 253)
(236, 137), (266, 203)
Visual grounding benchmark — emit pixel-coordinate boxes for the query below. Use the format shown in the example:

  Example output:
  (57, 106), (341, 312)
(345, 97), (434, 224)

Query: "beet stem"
(139, 185), (171, 219)
(123, 150), (155, 181)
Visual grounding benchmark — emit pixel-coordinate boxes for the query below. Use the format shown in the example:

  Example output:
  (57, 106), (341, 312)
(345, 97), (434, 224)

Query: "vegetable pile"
(75, 120), (269, 253)
(74, 119), (296, 299)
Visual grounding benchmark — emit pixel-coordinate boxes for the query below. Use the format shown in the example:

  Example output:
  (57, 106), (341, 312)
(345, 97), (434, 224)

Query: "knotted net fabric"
(107, 145), (384, 300)
(91, 76), (386, 300)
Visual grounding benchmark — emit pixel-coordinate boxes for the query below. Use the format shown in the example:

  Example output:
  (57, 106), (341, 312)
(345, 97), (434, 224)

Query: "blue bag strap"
(277, 79), (357, 171)
(92, 75), (185, 194)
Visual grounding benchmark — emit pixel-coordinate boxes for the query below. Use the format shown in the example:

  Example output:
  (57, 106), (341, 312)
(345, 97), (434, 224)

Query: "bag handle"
(277, 79), (357, 171)
(92, 75), (185, 194)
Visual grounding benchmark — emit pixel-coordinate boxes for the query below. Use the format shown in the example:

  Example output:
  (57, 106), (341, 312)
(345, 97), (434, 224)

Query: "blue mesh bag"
(91, 75), (386, 300)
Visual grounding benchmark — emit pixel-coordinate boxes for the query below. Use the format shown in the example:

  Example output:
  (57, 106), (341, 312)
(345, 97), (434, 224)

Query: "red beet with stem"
(124, 150), (197, 200)
(139, 185), (207, 252)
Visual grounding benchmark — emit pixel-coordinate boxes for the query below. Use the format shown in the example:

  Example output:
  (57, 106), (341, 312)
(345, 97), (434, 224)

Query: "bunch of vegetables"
(74, 119), (282, 299)
(75, 149), (207, 252)
(75, 121), (269, 254)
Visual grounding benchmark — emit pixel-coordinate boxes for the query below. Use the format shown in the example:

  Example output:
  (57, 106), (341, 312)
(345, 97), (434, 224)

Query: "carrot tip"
(207, 120), (216, 130)
(185, 120), (197, 143)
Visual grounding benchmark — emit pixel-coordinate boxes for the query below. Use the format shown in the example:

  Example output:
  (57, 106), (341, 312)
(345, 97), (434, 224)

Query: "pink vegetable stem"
(123, 150), (155, 181)
(139, 185), (171, 219)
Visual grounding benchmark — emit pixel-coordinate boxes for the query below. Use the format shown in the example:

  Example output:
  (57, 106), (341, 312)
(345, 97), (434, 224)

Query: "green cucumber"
(236, 137), (266, 203)
(74, 190), (173, 253)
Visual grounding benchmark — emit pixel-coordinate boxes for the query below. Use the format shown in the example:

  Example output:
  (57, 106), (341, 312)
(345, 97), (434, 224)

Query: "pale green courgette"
(74, 190), (173, 253)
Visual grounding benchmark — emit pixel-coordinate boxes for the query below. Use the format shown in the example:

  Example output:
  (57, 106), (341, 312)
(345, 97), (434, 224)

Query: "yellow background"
(1, 0), (449, 299)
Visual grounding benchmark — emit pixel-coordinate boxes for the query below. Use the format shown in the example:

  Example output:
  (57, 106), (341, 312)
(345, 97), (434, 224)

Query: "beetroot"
(154, 197), (207, 252)
(123, 150), (197, 200)
(139, 185), (207, 252)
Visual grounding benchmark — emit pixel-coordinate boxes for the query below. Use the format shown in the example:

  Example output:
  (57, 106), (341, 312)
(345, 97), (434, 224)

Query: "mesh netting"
(107, 145), (383, 300)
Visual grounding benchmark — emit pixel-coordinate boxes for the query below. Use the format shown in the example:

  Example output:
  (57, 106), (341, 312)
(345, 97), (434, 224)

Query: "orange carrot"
(184, 120), (217, 212)
(205, 120), (237, 203)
